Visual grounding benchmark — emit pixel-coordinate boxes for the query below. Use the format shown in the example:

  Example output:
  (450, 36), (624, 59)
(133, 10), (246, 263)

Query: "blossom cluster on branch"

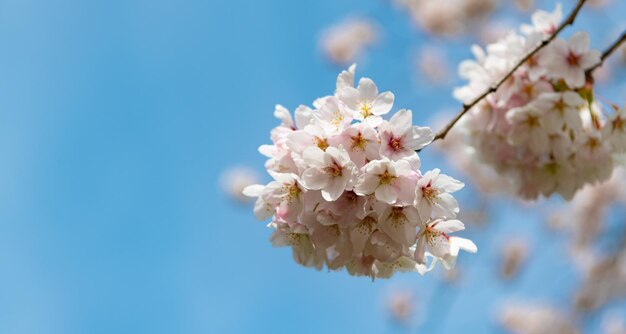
(454, 4), (626, 200)
(244, 66), (476, 279)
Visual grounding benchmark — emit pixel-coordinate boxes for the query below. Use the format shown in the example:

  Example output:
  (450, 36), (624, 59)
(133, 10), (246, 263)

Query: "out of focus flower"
(603, 314), (626, 334)
(514, 0), (534, 12)
(479, 20), (516, 44)
(549, 167), (626, 250)
(543, 32), (601, 88)
(500, 239), (529, 280)
(431, 114), (513, 195)
(500, 304), (579, 334)
(244, 65), (476, 279)
(219, 166), (260, 203)
(588, 0), (611, 8)
(394, 0), (498, 37)
(320, 19), (378, 64)
(416, 47), (450, 84)
(386, 290), (415, 324)
(453, 4), (624, 200)
(574, 246), (626, 312)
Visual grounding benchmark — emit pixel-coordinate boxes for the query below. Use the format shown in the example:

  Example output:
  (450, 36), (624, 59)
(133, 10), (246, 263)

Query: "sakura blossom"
(385, 289), (415, 324)
(394, 0), (498, 37)
(500, 239), (529, 280)
(416, 46), (450, 84)
(319, 18), (378, 64)
(219, 166), (260, 203)
(499, 304), (579, 334)
(452, 4), (626, 200)
(244, 65), (475, 279)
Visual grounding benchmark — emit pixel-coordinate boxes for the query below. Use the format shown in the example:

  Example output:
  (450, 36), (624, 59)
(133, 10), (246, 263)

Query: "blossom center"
(323, 162), (343, 177)
(356, 216), (376, 235)
(360, 101), (373, 118)
(379, 170), (397, 185)
(315, 136), (329, 151)
(612, 116), (626, 133)
(422, 186), (439, 202)
(566, 51), (581, 66)
(389, 136), (403, 151)
(351, 132), (368, 151)
(524, 114), (540, 128)
(390, 207), (408, 227)
(284, 183), (301, 201)
(332, 111), (344, 127)
(553, 99), (566, 112)
(584, 137), (601, 152)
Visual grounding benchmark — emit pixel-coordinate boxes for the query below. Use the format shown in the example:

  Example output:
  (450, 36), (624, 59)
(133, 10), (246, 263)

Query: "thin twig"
(586, 29), (626, 77)
(425, 0), (587, 145)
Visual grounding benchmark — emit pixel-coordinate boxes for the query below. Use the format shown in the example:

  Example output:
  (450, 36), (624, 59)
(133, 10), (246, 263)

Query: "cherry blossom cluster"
(243, 65), (476, 279)
(454, 4), (626, 200)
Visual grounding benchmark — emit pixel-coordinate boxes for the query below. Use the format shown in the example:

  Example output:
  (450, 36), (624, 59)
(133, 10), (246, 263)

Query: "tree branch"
(586, 29), (626, 77)
(426, 0), (588, 145)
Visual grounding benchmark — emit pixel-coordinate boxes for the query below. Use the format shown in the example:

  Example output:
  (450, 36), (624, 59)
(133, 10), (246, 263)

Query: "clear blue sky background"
(1, 0), (625, 333)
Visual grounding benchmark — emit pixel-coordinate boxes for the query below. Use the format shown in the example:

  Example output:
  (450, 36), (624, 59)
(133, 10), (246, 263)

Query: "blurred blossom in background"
(1, 0), (626, 333)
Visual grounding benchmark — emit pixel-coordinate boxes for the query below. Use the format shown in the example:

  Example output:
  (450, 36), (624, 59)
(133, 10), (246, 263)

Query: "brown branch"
(426, 0), (588, 145)
(586, 29), (626, 76)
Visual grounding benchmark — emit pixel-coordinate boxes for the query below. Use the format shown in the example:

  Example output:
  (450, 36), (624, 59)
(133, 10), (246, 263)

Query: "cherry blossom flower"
(544, 32), (601, 88)
(603, 107), (626, 152)
(320, 19), (378, 64)
(414, 218), (477, 269)
(379, 109), (434, 160)
(219, 166), (260, 203)
(244, 65), (474, 279)
(329, 123), (380, 168)
(394, 0), (497, 37)
(301, 146), (358, 201)
(338, 77), (394, 127)
(415, 168), (464, 221)
(354, 158), (417, 205)
(500, 239), (529, 280)
(500, 304), (579, 334)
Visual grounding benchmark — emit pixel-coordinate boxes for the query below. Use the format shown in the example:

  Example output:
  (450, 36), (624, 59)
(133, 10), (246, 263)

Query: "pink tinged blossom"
(244, 172), (304, 223)
(219, 166), (260, 203)
(414, 218), (477, 269)
(354, 158), (416, 205)
(544, 32), (601, 88)
(329, 123), (381, 168)
(415, 168), (464, 222)
(534, 92), (584, 133)
(301, 146), (358, 201)
(320, 19), (378, 64)
(314, 96), (353, 135)
(338, 77), (394, 127)
(379, 206), (420, 247)
(520, 3), (562, 35)
(287, 124), (331, 155)
(379, 109), (434, 160)
(506, 105), (551, 155)
(602, 107), (626, 153)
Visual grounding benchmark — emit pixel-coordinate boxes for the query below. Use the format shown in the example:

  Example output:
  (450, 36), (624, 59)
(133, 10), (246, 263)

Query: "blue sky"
(0, 0), (625, 333)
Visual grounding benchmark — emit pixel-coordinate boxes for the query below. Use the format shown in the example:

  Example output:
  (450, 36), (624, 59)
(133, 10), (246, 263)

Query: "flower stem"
(586, 29), (626, 78)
